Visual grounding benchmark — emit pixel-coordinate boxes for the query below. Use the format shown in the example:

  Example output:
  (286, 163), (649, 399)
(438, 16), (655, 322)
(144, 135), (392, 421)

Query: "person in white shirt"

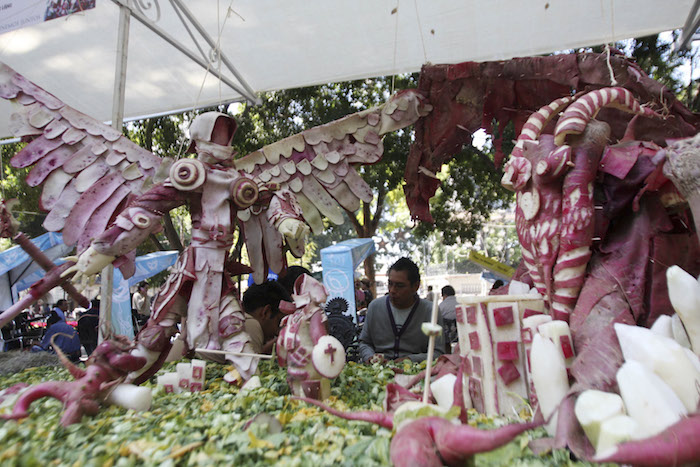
(131, 282), (151, 325)
(439, 285), (458, 346)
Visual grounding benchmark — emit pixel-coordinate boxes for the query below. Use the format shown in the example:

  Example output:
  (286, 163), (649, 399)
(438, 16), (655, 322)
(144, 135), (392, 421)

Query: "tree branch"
(162, 213), (184, 252)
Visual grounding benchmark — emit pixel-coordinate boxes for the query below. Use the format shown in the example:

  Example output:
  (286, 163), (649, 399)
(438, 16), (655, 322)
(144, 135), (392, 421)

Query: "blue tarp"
(0, 232), (64, 276)
(0, 232), (178, 339)
(112, 250), (179, 338)
(320, 238), (375, 322)
(0, 232), (73, 310)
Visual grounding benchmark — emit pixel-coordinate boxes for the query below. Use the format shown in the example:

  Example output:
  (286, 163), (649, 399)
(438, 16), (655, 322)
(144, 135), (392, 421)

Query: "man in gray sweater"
(358, 257), (445, 363)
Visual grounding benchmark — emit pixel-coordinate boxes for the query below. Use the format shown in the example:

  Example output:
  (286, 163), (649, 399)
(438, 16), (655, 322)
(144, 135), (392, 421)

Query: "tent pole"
(110, 0), (259, 104)
(99, 1), (131, 344)
(169, 0), (261, 105)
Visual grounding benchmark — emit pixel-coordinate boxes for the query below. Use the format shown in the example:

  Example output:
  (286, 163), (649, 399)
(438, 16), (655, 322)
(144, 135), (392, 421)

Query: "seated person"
(52, 299), (69, 321)
(32, 310), (81, 361)
(277, 265), (311, 296)
(359, 257), (445, 364)
(242, 281), (293, 354)
(77, 299), (100, 356)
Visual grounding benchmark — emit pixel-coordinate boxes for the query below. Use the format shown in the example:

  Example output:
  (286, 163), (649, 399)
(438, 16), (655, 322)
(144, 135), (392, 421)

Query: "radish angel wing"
(0, 62), (171, 267)
(234, 89), (432, 283)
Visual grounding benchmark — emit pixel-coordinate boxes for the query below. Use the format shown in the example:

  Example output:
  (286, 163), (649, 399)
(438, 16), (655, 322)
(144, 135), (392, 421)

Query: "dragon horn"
(554, 87), (660, 146)
(512, 96), (574, 157)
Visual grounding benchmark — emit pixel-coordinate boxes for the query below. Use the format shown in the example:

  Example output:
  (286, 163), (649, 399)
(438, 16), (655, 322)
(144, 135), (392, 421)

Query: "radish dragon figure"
(501, 88), (662, 321)
(0, 61), (431, 421)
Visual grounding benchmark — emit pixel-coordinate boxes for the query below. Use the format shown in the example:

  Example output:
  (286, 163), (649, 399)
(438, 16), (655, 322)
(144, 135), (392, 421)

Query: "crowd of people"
(15, 298), (100, 360)
(6, 257), (470, 367)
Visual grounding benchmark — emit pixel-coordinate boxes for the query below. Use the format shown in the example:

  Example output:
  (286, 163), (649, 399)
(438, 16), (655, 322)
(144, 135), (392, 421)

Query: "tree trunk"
(346, 189), (386, 298)
(162, 213), (184, 252)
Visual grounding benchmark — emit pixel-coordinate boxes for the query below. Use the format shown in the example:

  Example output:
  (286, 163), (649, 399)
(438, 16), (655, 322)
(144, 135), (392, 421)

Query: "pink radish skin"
(295, 397), (542, 466)
(393, 417), (542, 467)
(309, 311), (326, 345)
(595, 413), (700, 466)
(293, 396), (394, 429)
(384, 383), (422, 412)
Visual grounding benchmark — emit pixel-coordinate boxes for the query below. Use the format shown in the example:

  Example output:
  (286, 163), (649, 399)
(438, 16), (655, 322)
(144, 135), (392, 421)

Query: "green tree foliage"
(412, 142), (513, 246)
(0, 142), (45, 238)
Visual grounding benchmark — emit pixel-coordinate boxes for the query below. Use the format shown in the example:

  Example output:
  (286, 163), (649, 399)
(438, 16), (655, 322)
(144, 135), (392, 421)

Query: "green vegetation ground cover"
(0, 358), (611, 466)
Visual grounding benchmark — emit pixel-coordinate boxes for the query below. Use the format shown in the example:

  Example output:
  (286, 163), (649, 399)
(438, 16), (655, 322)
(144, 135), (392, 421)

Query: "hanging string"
(0, 147), (5, 200)
(216, 0), (223, 103)
(175, 0), (237, 160)
(606, 0), (618, 86)
(413, 0), (428, 64)
(391, 1), (400, 94)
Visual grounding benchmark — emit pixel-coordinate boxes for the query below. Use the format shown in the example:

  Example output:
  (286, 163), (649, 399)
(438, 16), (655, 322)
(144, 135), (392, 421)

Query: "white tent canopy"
(0, 0), (695, 139)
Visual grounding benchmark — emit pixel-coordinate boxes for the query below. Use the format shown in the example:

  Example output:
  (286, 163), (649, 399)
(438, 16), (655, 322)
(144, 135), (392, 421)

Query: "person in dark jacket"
(358, 257), (445, 364)
(32, 310), (81, 361)
(77, 299), (100, 356)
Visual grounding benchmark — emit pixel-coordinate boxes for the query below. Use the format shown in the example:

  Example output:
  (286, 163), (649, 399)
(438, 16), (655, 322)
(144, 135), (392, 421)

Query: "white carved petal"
(289, 177), (303, 192)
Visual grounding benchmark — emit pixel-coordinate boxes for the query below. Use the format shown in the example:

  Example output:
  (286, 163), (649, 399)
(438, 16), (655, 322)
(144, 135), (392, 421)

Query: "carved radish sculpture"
(502, 88), (660, 320)
(276, 275), (346, 400)
(1, 337), (146, 426)
(0, 62), (431, 424)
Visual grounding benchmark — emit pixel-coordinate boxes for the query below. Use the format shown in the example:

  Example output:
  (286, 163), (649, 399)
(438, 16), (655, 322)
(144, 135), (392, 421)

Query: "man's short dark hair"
(243, 281), (292, 316)
(389, 257), (420, 284)
(441, 285), (456, 296)
(56, 299), (67, 308)
(138, 281), (148, 289)
(277, 265), (311, 294)
(47, 310), (61, 326)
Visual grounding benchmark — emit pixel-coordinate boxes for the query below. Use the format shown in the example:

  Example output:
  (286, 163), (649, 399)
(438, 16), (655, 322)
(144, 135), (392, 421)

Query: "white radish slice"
(311, 335), (346, 378)
(574, 389), (625, 449)
(595, 415), (639, 457)
(105, 384), (152, 411)
(430, 374), (457, 410)
(649, 315), (673, 339)
(616, 360), (687, 438)
(671, 313), (692, 349)
(667, 265), (700, 354)
(530, 334), (569, 435)
(241, 375), (262, 392)
(614, 323), (700, 411)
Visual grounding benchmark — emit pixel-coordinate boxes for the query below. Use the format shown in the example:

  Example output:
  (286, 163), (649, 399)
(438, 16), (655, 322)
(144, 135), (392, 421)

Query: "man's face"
(59, 301), (69, 312)
(251, 305), (282, 341)
(387, 269), (420, 309)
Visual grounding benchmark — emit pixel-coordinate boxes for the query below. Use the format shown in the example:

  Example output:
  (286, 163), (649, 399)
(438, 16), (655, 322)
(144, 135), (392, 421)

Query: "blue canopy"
(0, 232), (73, 310)
(111, 250), (178, 338)
(0, 232), (178, 339)
(320, 238), (375, 322)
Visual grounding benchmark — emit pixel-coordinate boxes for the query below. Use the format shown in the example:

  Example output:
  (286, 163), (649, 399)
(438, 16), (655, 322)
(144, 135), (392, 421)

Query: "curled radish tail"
(435, 418), (542, 463)
(1, 382), (68, 420)
(554, 87), (660, 146)
(293, 396), (394, 429)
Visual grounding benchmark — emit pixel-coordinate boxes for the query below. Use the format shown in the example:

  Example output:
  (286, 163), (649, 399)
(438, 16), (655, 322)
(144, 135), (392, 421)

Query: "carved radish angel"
(0, 62), (432, 394)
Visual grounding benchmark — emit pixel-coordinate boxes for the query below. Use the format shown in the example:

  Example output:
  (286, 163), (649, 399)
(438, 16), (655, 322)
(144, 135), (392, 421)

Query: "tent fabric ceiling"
(0, 0), (694, 139)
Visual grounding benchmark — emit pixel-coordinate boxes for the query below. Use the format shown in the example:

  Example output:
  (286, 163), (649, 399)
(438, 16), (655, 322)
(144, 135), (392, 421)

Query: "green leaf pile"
(0, 360), (614, 466)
